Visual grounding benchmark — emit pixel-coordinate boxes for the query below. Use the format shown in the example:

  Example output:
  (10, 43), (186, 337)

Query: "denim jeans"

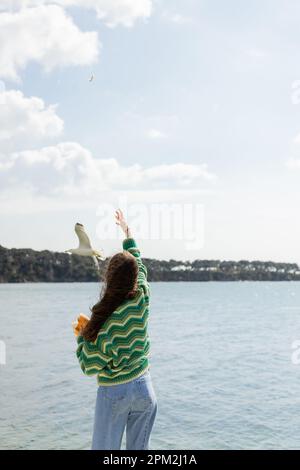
(91, 368), (158, 450)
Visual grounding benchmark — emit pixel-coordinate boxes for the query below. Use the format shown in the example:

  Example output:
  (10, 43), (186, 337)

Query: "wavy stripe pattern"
(76, 238), (151, 386)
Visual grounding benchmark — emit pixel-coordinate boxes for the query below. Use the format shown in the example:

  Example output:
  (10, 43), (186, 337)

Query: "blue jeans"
(91, 369), (158, 450)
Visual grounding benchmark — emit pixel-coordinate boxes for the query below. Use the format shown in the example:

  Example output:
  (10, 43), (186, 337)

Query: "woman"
(73, 209), (157, 450)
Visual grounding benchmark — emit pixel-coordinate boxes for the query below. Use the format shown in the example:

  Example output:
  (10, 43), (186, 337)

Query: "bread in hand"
(73, 313), (90, 336)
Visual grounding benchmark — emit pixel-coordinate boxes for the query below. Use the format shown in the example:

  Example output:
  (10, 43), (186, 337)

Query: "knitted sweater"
(76, 238), (150, 386)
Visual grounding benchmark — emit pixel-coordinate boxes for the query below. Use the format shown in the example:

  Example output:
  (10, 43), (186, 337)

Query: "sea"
(1, 282), (300, 450)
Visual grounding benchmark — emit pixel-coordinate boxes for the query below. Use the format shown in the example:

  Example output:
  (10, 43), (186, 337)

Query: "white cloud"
(143, 163), (216, 185)
(0, 1), (153, 27)
(293, 133), (300, 145)
(0, 5), (99, 80)
(0, 90), (63, 145)
(146, 128), (167, 139)
(161, 11), (193, 25)
(77, 0), (153, 28)
(246, 48), (267, 59)
(0, 142), (216, 201)
(287, 158), (300, 169)
(287, 132), (300, 168)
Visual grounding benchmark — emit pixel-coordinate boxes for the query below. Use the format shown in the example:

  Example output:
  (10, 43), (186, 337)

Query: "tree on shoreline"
(1, 245), (300, 283)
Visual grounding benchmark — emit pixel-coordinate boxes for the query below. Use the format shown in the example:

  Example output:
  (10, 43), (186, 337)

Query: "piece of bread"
(77, 313), (90, 325)
(73, 313), (90, 336)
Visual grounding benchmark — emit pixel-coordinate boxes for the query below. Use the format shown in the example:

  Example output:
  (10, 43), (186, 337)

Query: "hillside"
(1, 245), (300, 282)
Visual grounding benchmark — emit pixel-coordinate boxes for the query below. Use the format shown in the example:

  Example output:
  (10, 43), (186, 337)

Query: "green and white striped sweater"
(76, 238), (151, 386)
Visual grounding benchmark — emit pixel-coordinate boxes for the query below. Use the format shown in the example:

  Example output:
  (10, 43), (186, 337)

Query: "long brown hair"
(82, 251), (139, 342)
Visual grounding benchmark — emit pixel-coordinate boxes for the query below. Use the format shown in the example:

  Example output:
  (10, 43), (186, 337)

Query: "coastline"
(1, 245), (300, 283)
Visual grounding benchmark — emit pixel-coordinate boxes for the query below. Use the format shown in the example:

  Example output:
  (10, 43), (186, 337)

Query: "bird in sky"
(65, 223), (104, 269)
(89, 73), (95, 82)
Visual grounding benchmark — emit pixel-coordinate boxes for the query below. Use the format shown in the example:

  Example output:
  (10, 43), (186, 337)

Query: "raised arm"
(115, 209), (149, 293)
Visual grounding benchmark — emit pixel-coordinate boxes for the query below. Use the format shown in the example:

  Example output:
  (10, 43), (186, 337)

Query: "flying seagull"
(89, 73), (95, 82)
(65, 223), (104, 269)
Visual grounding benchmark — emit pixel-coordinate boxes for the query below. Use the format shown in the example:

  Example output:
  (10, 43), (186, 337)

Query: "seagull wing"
(75, 223), (92, 249)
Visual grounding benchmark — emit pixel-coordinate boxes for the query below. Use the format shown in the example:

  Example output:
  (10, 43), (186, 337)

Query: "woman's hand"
(115, 208), (131, 238)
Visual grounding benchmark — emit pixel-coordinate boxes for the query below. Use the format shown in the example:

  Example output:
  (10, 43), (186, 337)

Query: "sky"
(1, 0), (300, 262)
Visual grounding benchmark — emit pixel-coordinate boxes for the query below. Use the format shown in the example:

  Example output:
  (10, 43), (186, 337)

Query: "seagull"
(65, 223), (104, 269)
(89, 73), (95, 82)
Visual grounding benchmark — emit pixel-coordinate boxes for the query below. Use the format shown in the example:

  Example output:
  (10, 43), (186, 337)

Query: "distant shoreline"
(1, 245), (300, 283)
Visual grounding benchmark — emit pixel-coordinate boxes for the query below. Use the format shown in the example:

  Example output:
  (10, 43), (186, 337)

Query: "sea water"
(0, 282), (300, 449)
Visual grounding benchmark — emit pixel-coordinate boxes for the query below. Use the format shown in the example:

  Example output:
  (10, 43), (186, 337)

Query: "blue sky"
(1, 0), (300, 262)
